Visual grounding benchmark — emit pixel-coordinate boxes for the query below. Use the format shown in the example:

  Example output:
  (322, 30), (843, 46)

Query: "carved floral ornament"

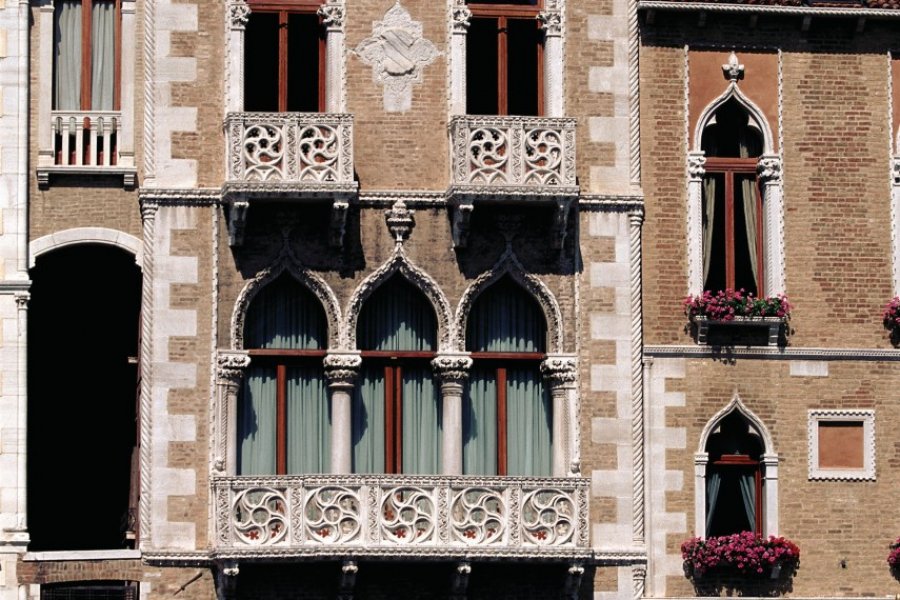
(354, 2), (441, 112)
(228, 0), (250, 29)
(317, 2), (345, 29)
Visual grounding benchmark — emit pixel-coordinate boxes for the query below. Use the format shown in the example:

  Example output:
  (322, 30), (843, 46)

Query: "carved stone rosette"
(324, 352), (362, 389)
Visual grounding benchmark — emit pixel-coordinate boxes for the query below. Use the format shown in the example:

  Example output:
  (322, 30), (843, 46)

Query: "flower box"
(685, 290), (791, 347)
(883, 298), (900, 346)
(888, 537), (900, 579)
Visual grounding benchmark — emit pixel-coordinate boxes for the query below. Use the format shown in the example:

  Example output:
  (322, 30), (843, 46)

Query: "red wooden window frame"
(469, 351), (544, 476)
(360, 350), (436, 474)
(248, 348), (327, 475)
(466, 0), (544, 116)
(704, 157), (764, 295)
(246, 0), (326, 112)
(710, 453), (763, 535)
(54, 0), (123, 111)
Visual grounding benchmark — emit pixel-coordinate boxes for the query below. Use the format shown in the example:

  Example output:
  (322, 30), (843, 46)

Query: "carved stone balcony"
(222, 112), (357, 247)
(447, 115), (578, 248)
(212, 475), (590, 561)
(37, 110), (137, 188)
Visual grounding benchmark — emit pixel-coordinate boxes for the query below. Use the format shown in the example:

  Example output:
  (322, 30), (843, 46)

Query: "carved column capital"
(14, 292), (30, 309)
(431, 354), (473, 386)
(892, 157), (900, 184)
(140, 199), (159, 221)
(318, 2), (345, 30)
(538, 10), (563, 37)
(217, 351), (250, 383)
(228, 0), (250, 29)
(451, 6), (472, 33)
(325, 352), (362, 388)
(541, 354), (577, 388)
(687, 153), (706, 179)
(757, 154), (782, 183)
(628, 209), (644, 228)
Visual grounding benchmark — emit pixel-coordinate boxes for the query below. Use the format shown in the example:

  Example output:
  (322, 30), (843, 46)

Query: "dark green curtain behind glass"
(354, 276), (440, 474)
(464, 277), (551, 476)
(238, 276), (330, 475)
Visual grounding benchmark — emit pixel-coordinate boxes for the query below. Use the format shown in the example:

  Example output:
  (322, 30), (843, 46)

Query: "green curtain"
(352, 365), (385, 473)
(467, 277), (545, 353)
(286, 365), (330, 473)
(463, 368), (498, 475)
(238, 366), (277, 475)
(402, 366), (441, 473)
(246, 276), (326, 350)
(506, 368), (551, 476)
(357, 276), (436, 351)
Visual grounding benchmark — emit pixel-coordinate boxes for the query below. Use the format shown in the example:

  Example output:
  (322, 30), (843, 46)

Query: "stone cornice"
(645, 345), (900, 361)
(138, 188), (222, 204)
(639, 0), (900, 18)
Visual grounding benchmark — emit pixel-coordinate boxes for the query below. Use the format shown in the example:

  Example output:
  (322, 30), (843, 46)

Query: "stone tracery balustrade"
(224, 112), (355, 192)
(449, 115), (578, 195)
(213, 475), (590, 559)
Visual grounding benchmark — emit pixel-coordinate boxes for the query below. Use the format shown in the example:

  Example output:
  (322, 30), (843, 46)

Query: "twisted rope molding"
(628, 0), (641, 186)
(628, 211), (645, 546)
(138, 201), (157, 548)
(639, 0), (900, 16)
(142, 0), (156, 183)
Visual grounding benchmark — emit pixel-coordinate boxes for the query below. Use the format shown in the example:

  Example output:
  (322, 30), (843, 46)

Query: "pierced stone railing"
(212, 475), (590, 560)
(51, 110), (121, 167)
(224, 112), (355, 191)
(449, 115), (578, 194)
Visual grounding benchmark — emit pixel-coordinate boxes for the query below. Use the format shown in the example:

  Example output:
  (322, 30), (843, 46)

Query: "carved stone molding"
(324, 352), (363, 387)
(344, 245), (454, 351)
(318, 2), (345, 30)
(456, 245), (564, 354)
(808, 409), (875, 481)
(355, 3), (441, 112)
(227, 0), (250, 29)
(384, 199), (415, 242)
(722, 51), (745, 81)
(218, 351), (251, 382)
(431, 354), (473, 385)
(451, 6), (472, 33)
(541, 355), (577, 387)
(231, 237), (342, 350)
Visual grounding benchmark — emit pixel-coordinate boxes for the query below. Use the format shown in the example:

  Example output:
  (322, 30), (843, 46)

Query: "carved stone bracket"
(331, 198), (350, 248)
(565, 563), (585, 600)
(552, 198), (574, 250)
(325, 352), (362, 390)
(215, 560), (239, 600)
(226, 198), (249, 247)
(385, 199), (415, 242)
(450, 200), (474, 248)
(451, 562), (472, 600)
(338, 560), (358, 600)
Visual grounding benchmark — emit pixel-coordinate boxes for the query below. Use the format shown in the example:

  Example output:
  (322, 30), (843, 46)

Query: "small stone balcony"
(222, 112), (357, 247)
(447, 115), (578, 248)
(212, 474), (590, 561)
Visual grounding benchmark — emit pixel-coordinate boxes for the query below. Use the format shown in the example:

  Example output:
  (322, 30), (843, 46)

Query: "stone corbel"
(337, 560), (358, 600)
(215, 561), (239, 600)
(551, 198), (573, 250)
(216, 351), (250, 474)
(565, 563), (585, 600)
(226, 198), (249, 247)
(331, 198), (350, 248)
(450, 199), (474, 248)
(451, 562), (471, 600)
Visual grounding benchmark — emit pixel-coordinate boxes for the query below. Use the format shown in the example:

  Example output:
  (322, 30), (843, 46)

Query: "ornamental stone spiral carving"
(233, 488), (288, 545)
(304, 486), (362, 543)
(469, 128), (509, 184)
(243, 124), (285, 181)
(298, 125), (340, 182)
(523, 128), (564, 185)
(521, 489), (575, 546)
(451, 488), (505, 545)
(380, 487), (435, 543)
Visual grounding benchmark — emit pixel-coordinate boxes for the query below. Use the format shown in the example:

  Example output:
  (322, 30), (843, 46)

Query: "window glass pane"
(352, 365), (386, 473)
(286, 365), (330, 473)
(91, 1), (116, 110)
(357, 276), (437, 351)
(401, 365), (441, 474)
(238, 366), (277, 475)
(54, 1), (82, 110)
(506, 367), (551, 476)
(287, 13), (321, 112)
(244, 12), (280, 111)
(467, 277), (546, 352)
(506, 18), (540, 116)
(702, 173), (726, 292)
(245, 275), (327, 349)
(706, 468), (754, 536)
(466, 18), (499, 115)
(734, 174), (760, 295)
(463, 367), (498, 475)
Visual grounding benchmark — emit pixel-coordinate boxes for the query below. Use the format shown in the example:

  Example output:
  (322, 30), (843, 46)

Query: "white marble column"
(119, 0), (137, 168)
(538, 7), (563, 117)
(318, 1), (345, 113)
(759, 155), (785, 296)
(37, 0), (54, 168)
(431, 353), (473, 475)
(541, 354), (577, 478)
(325, 352), (361, 473)
(225, 1), (250, 113)
(686, 152), (706, 295)
(448, 4), (471, 115)
(215, 351), (250, 475)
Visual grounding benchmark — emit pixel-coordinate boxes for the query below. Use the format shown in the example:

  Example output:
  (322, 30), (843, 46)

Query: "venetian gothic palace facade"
(0, 0), (898, 598)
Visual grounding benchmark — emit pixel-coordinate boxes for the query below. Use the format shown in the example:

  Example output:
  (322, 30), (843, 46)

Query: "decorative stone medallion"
(354, 2), (441, 112)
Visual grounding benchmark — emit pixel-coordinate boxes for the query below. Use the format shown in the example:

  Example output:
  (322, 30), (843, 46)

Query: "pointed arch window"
(704, 411), (764, 536)
(464, 277), (551, 476)
(701, 98), (764, 295)
(238, 275), (330, 475)
(354, 276), (441, 474)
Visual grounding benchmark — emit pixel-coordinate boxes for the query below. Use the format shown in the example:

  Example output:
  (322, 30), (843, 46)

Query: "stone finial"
(722, 51), (744, 82)
(385, 199), (415, 242)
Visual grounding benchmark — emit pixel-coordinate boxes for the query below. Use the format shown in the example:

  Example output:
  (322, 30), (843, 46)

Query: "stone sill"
(638, 0), (900, 17)
(691, 315), (786, 347)
(37, 166), (137, 189)
(24, 549), (141, 561)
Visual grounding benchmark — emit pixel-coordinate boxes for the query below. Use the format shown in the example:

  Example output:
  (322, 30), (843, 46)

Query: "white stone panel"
(790, 360), (829, 377)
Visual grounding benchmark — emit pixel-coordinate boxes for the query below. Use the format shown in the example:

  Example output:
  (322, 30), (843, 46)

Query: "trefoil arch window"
(238, 274), (330, 475)
(353, 275), (441, 474)
(464, 276), (551, 476)
(244, 0), (325, 112)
